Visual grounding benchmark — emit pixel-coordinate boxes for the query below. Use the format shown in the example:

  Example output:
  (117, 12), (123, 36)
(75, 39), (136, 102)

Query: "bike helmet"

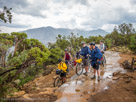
(100, 40), (103, 42)
(90, 42), (95, 45)
(81, 41), (85, 45)
(64, 49), (68, 51)
(58, 58), (62, 63)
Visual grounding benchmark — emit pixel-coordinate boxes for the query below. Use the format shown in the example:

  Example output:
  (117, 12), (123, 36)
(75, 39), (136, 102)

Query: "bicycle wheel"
(76, 63), (83, 76)
(54, 77), (63, 87)
(68, 64), (73, 71)
(102, 56), (106, 68)
(71, 61), (75, 70)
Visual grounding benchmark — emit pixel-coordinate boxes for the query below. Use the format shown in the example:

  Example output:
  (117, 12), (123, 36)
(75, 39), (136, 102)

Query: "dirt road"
(9, 51), (136, 102)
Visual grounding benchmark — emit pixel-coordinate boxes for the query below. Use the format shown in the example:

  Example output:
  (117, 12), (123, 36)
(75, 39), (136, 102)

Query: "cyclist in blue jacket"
(89, 42), (102, 81)
(80, 41), (91, 76)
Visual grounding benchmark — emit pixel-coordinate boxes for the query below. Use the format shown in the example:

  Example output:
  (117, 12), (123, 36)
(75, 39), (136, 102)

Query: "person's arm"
(62, 63), (67, 72)
(88, 47), (91, 55)
(99, 44), (102, 52)
(58, 63), (61, 70)
(69, 53), (73, 61)
(80, 48), (84, 56)
(64, 54), (66, 61)
(102, 44), (105, 51)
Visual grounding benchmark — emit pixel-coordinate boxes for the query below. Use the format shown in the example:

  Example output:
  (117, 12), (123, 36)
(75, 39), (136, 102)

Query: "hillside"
(21, 26), (109, 44)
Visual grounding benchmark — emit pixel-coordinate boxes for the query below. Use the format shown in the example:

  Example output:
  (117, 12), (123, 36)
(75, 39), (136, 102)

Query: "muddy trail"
(55, 51), (126, 102)
(9, 51), (135, 102)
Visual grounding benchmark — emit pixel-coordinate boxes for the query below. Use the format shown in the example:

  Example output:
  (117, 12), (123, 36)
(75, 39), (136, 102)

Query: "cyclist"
(99, 40), (105, 54)
(57, 59), (67, 83)
(64, 49), (72, 64)
(80, 41), (91, 76)
(89, 42), (102, 81)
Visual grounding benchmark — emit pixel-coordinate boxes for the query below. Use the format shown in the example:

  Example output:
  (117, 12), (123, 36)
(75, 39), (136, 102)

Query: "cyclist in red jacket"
(64, 49), (72, 71)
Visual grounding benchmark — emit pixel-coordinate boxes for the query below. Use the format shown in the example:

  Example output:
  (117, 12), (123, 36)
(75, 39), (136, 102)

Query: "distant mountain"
(21, 26), (109, 44)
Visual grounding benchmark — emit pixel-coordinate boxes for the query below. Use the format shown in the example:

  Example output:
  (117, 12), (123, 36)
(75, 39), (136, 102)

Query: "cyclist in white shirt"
(99, 40), (105, 53)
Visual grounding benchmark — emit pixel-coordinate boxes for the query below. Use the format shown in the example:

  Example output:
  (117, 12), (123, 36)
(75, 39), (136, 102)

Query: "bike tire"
(76, 63), (83, 76)
(103, 56), (106, 68)
(54, 77), (63, 87)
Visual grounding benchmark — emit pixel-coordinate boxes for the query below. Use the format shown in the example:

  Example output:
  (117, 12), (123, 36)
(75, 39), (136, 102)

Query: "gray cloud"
(0, 0), (28, 8)
(81, 5), (136, 29)
(130, 0), (136, 5)
(53, 0), (88, 5)
(0, 23), (30, 28)
(1, 0), (136, 32)
(108, 7), (136, 24)
(0, 0), (48, 17)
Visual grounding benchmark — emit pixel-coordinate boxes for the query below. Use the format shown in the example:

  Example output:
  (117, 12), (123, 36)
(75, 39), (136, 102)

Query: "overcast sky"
(0, 0), (136, 33)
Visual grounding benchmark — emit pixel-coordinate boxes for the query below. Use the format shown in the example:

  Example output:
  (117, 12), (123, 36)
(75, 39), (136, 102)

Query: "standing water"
(56, 51), (126, 102)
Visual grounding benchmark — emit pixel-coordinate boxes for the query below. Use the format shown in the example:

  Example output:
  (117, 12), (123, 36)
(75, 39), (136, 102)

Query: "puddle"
(104, 86), (109, 90)
(56, 51), (126, 102)
(103, 72), (112, 79)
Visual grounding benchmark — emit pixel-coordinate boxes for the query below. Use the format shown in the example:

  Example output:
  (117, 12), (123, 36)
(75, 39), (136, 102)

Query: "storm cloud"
(0, 0), (136, 32)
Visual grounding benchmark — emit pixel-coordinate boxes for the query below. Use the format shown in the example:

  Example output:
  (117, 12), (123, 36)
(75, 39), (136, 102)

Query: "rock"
(113, 72), (120, 76)
(106, 76), (112, 79)
(22, 94), (32, 100)
(125, 88), (130, 91)
(42, 68), (53, 76)
(75, 89), (80, 92)
(14, 91), (25, 97)
(133, 77), (136, 80)
(53, 76), (57, 79)
(122, 60), (131, 69)
(112, 77), (120, 80)
(125, 78), (131, 83)
(39, 88), (57, 95)
(83, 91), (88, 95)
(36, 87), (40, 90)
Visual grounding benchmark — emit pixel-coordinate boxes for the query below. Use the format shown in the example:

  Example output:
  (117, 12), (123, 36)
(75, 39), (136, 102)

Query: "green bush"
(18, 76), (34, 86)
(129, 35), (136, 53)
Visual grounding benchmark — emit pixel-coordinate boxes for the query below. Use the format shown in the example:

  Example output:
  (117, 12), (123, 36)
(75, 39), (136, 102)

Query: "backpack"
(61, 62), (68, 72)
(94, 47), (102, 59)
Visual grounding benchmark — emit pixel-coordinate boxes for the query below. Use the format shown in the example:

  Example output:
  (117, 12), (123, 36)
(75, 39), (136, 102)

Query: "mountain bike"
(76, 62), (84, 76)
(67, 61), (75, 70)
(75, 57), (85, 76)
(75, 55), (91, 76)
(54, 73), (64, 87)
(101, 52), (106, 68)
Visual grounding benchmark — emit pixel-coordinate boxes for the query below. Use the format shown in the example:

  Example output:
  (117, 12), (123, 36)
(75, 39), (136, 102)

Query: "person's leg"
(65, 60), (69, 72)
(94, 69), (96, 75)
(96, 63), (101, 81)
(85, 58), (89, 73)
(63, 77), (66, 83)
(83, 58), (87, 75)
(97, 70), (100, 76)
(91, 64), (96, 79)
(85, 66), (88, 73)
(62, 72), (66, 83)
